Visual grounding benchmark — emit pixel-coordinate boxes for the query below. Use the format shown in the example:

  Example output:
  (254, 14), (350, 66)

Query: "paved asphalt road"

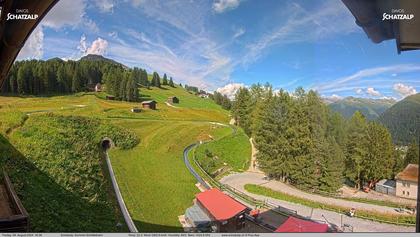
(220, 172), (415, 232)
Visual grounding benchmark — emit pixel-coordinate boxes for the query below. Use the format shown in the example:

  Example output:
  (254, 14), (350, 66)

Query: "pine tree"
(345, 111), (368, 189)
(169, 77), (175, 87)
(162, 73), (168, 85)
(232, 87), (252, 135)
(362, 122), (395, 188)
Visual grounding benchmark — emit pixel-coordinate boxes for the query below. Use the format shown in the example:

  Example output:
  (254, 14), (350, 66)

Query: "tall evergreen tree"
(162, 73), (168, 85)
(169, 77), (175, 87)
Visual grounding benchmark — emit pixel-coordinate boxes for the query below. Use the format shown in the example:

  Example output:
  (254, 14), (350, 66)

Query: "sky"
(17, 0), (420, 101)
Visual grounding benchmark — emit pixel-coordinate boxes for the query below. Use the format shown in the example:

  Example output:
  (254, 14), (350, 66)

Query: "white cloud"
(216, 83), (245, 99)
(87, 38), (109, 55)
(322, 94), (343, 103)
(42, 0), (86, 29)
(17, 25), (44, 60)
(393, 83), (417, 98)
(233, 27), (245, 39)
(78, 35), (108, 56)
(355, 88), (363, 94)
(213, 0), (242, 13)
(95, 0), (114, 13)
(314, 64), (420, 94)
(366, 87), (381, 97)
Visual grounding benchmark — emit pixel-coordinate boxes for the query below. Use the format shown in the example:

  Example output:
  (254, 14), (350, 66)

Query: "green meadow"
(0, 85), (249, 232)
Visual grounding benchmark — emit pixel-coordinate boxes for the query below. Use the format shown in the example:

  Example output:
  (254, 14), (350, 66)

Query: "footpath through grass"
(245, 184), (416, 226)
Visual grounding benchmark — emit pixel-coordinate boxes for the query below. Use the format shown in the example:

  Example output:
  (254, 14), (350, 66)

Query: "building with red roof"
(192, 188), (249, 232)
(275, 217), (329, 233)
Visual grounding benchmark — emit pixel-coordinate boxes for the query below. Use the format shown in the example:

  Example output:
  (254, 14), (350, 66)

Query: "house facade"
(395, 164), (418, 200)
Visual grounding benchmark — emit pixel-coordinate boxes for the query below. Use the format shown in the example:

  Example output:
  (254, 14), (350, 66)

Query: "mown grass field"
(0, 85), (235, 232)
(194, 127), (251, 177)
(109, 120), (231, 232)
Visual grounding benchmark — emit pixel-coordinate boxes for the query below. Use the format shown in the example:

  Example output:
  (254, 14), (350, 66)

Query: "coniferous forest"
(230, 84), (412, 193)
(0, 57), (175, 102)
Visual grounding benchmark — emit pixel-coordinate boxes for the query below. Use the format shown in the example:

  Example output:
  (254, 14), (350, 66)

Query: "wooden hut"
(106, 95), (115, 100)
(167, 96), (179, 104)
(141, 100), (157, 110)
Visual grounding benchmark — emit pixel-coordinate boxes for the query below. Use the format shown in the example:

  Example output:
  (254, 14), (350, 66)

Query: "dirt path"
(165, 102), (180, 108)
(247, 138), (263, 173)
(220, 172), (414, 232)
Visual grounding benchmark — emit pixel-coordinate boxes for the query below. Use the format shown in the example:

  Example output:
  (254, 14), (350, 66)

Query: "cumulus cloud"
(322, 94), (343, 103)
(393, 83), (417, 98)
(213, 0), (242, 13)
(87, 38), (109, 55)
(355, 88), (363, 94)
(216, 83), (245, 99)
(17, 26), (44, 60)
(78, 35), (108, 56)
(366, 87), (381, 97)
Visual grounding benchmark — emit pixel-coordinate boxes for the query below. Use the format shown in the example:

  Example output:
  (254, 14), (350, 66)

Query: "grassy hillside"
(0, 113), (138, 231)
(0, 85), (230, 232)
(109, 120), (231, 232)
(194, 127), (251, 177)
(329, 97), (395, 120)
(379, 93), (420, 144)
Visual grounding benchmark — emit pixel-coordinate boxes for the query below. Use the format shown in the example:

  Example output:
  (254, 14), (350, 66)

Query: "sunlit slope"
(109, 120), (231, 232)
(0, 86), (229, 123)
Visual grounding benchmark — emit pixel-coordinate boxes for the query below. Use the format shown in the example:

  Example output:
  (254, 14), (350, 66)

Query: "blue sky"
(17, 0), (420, 101)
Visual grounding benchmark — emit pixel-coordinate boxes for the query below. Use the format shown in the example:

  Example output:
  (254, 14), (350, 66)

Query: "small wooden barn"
(106, 95), (115, 100)
(167, 96), (179, 104)
(141, 100), (157, 110)
(0, 171), (29, 232)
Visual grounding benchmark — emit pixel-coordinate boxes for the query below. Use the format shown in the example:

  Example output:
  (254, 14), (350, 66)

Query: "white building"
(395, 164), (418, 200)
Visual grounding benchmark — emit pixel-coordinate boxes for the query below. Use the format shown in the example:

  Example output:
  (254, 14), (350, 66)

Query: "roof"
(376, 179), (396, 188)
(196, 188), (247, 221)
(342, 0), (420, 54)
(141, 100), (157, 104)
(185, 203), (212, 225)
(275, 217), (328, 233)
(396, 164), (418, 182)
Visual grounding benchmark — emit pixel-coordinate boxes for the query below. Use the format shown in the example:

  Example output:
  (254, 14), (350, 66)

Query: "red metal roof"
(196, 188), (247, 221)
(275, 217), (328, 233)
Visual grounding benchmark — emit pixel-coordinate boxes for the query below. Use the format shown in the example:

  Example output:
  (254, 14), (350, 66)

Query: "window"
(407, 192), (410, 196)
(407, 183), (410, 188)
(403, 191), (405, 195)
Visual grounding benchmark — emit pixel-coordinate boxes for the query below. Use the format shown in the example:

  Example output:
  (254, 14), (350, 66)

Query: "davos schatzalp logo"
(6, 9), (38, 21)
(382, 9), (414, 21)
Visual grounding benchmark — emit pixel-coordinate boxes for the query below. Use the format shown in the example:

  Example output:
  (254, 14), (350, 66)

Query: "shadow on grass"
(133, 220), (183, 233)
(0, 134), (125, 232)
